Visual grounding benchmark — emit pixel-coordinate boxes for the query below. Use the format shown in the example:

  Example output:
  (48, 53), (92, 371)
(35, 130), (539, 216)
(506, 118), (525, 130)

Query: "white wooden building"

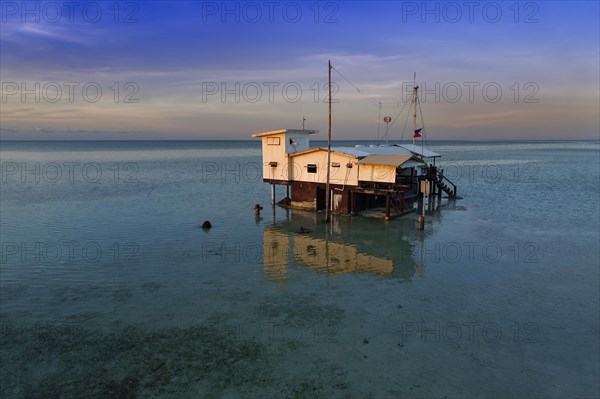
(252, 128), (447, 217)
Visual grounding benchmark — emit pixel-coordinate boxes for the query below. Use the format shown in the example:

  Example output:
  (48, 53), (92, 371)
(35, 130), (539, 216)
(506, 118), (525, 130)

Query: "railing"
(438, 174), (457, 197)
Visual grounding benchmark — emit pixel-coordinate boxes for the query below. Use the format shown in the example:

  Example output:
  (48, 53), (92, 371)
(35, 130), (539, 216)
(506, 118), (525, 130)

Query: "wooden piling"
(399, 192), (404, 213)
(271, 184), (276, 205)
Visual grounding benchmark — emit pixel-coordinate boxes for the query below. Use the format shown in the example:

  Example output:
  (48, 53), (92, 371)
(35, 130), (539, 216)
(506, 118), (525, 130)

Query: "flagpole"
(412, 81), (418, 146)
(419, 94), (424, 156)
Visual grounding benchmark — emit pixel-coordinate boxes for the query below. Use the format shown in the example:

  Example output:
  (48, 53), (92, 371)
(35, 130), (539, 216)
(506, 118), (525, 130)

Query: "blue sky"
(1, 0), (598, 140)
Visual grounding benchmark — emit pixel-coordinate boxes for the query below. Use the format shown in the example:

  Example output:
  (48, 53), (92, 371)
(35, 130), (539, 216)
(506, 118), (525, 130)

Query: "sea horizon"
(1, 138), (598, 142)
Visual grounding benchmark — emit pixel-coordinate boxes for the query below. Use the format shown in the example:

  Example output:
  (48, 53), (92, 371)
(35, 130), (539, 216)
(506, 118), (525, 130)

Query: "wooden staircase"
(434, 171), (460, 199)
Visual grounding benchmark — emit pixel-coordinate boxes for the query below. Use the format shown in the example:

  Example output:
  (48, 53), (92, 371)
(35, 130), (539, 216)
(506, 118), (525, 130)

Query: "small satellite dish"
(382, 117), (392, 145)
(289, 138), (299, 152)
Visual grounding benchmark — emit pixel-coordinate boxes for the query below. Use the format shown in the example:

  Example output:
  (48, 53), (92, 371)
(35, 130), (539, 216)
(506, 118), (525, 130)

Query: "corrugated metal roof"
(289, 147), (327, 157)
(289, 147), (355, 157)
(329, 147), (371, 157)
(393, 144), (441, 158)
(329, 146), (413, 157)
(290, 145), (421, 158)
(355, 154), (415, 166)
(251, 129), (319, 138)
(364, 146), (413, 155)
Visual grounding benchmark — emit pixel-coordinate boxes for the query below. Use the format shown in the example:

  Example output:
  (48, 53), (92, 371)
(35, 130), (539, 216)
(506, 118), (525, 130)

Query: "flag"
(413, 128), (422, 138)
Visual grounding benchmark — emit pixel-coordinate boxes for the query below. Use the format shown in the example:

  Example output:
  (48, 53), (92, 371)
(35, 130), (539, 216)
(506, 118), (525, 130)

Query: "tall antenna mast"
(377, 102), (382, 145)
(302, 116), (306, 129)
(325, 60), (332, 223)
(412, 73), (419, 146)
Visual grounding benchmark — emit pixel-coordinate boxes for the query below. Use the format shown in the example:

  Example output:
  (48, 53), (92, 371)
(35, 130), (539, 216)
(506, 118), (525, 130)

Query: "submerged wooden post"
(417, 210), (425, 229)
(399, 192), (404, 214)
(286, 185), (290, 198)
(429, 180), (434, 199)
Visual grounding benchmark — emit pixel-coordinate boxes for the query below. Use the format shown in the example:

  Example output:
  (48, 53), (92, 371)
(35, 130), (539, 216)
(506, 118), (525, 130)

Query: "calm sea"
(1, 140), (599, 398)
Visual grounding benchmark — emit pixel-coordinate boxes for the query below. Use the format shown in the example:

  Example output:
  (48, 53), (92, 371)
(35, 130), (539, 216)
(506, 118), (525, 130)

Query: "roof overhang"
(332, 146), (413, 157)
(289, 147), (360, 158)
(401, 159), (427, 168)
(393, 144), (441, 158)
(251, 129), (319, 138)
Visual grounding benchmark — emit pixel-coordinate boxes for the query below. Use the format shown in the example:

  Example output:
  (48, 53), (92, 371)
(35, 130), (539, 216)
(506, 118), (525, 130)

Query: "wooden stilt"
(271, 184), (276, 205)
(399, 192), (404, 213)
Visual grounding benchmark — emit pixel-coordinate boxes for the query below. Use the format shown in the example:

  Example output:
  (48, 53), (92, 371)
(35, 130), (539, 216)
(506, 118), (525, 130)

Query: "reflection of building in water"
(263, 226), (414, 281)
(263, 227), (290, 281)
(292, 233), (393, 275)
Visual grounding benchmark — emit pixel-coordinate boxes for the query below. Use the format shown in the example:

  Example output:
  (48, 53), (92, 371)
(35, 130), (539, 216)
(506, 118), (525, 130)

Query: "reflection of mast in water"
(262, 227), (289, 282)
(416, 228), (426, 277)
(324, 219), (330, 274)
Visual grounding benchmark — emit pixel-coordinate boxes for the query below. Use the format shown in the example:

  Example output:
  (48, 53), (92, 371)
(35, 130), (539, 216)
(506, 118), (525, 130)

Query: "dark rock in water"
(277, 197), (291, 206)
(201, 221), (212, 229)
(297, 226), (311, 234)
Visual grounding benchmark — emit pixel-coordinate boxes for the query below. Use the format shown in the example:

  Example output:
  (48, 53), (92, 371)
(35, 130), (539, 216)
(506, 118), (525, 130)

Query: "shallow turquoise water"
(1, 140), (599, 398)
